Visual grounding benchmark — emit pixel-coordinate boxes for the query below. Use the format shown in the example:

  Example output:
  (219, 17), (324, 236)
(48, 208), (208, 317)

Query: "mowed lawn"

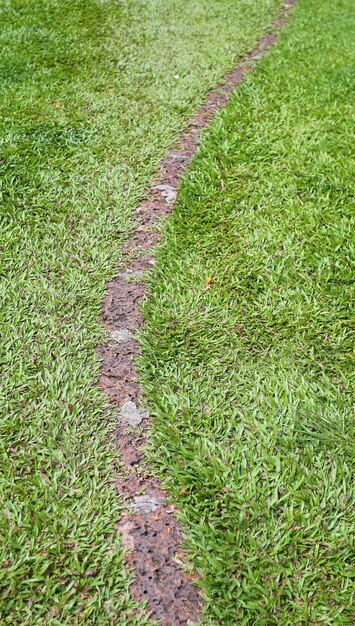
(140, 0), (355, 623)
(0, 0), (284, 623)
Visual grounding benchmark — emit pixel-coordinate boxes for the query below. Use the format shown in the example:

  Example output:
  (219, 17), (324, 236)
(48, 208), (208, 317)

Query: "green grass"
(0, 0), (284, 623)
(140, 0), (355, 623)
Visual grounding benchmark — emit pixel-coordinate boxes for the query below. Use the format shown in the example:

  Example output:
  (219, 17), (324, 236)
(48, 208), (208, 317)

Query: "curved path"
(99, 2), (295, 623)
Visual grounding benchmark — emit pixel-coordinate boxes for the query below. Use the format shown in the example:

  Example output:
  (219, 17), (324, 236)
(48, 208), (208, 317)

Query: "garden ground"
(0, 0), (284, 622)
(1, 0), (354, 624)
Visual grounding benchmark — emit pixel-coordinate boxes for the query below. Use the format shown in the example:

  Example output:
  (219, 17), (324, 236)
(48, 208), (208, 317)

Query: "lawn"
(140, 0), (355, 623)
(0, 0), (284, 623)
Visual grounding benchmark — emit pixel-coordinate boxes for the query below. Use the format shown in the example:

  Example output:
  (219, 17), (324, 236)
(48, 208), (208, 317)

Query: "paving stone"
(131, 495), (165, 513)
(119, 400), (148, 426)
(111, 329), (133, 343)
(122, 269), (145, 281)
(153, 184), (177, 204)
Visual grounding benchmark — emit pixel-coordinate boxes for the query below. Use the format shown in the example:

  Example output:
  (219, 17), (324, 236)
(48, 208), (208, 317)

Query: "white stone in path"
(122, 269), (145, 281)
(131, 495), (165, 514)
(119, 400), (148, 426)
(111, 329), (133, 343)
(154, 184), (177, 204)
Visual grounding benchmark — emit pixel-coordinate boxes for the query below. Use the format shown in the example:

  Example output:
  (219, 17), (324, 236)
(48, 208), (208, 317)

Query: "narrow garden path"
(0, 1), (287, 623)
(100, 2), (295, 623)
(2, 0), (352, 623)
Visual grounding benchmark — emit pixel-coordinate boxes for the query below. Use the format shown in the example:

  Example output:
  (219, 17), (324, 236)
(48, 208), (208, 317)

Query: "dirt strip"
(99, 2), (295, 623)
